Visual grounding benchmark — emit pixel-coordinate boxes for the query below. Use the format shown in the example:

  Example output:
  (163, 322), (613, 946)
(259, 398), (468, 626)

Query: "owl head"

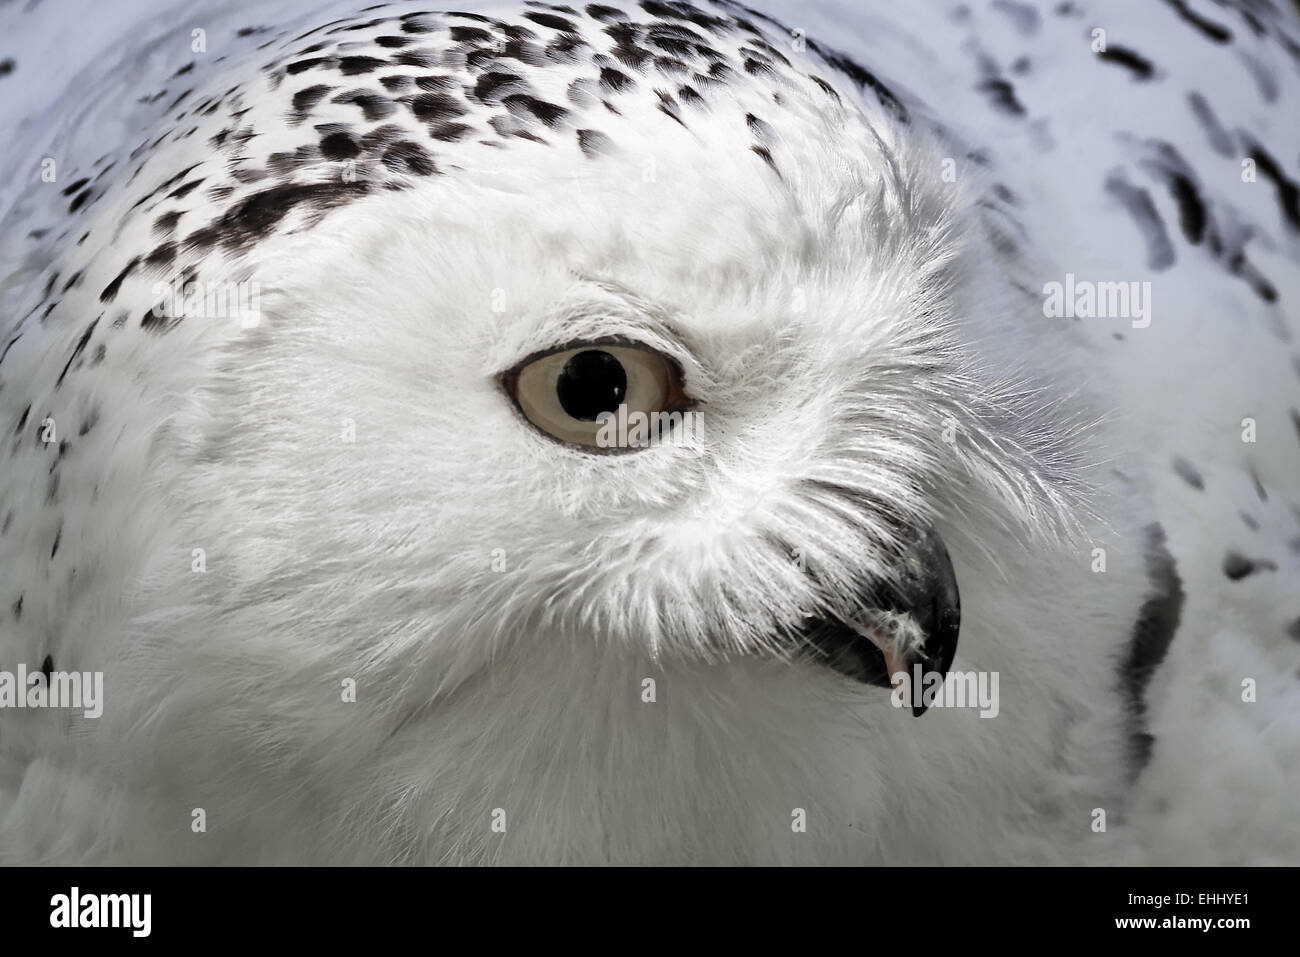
(8, 1), (1149, 863)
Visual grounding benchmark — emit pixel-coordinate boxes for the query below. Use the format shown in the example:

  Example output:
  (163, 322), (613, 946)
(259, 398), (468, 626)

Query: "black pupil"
(556, 350), (628, 421)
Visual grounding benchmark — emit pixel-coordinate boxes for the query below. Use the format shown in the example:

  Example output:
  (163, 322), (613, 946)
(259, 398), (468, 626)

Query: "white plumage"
(0, 0), (1297, 865)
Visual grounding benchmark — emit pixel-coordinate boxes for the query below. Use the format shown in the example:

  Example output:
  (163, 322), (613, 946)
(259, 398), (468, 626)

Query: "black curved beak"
(802, 523), (961, 716)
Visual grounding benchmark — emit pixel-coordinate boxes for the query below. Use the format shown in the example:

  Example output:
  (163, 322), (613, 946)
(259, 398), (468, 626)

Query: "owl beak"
(803, 523), (960, 716)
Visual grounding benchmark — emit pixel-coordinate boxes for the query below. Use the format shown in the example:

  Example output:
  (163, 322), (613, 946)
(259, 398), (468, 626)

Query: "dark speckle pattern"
(1186, 91), (1234, 157)
(1244, 138), (1300, 232)
(1223, 551), (1277, 581)
(1120, 524), (1183, 776)
(1162, 0), (1231, 45)
(1172, 456), (1204, 490)
(576, 127), (617, 156)
(1105, 169), (1176, 270)
(1096, 45), (1155, 80)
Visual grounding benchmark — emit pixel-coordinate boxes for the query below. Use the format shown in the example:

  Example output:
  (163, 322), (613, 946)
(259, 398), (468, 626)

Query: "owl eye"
(503, 342), (691, 450)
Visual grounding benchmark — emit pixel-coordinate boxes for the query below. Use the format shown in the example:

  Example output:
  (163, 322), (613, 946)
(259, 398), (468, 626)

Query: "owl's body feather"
(0, 0), (1297, 864)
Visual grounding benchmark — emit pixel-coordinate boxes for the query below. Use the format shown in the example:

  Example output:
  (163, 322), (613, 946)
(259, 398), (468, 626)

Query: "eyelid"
(499, 336), (692, 400)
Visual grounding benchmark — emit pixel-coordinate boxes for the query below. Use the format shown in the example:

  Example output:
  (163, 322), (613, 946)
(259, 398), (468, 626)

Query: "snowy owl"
(0, 0), (1297, 866)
